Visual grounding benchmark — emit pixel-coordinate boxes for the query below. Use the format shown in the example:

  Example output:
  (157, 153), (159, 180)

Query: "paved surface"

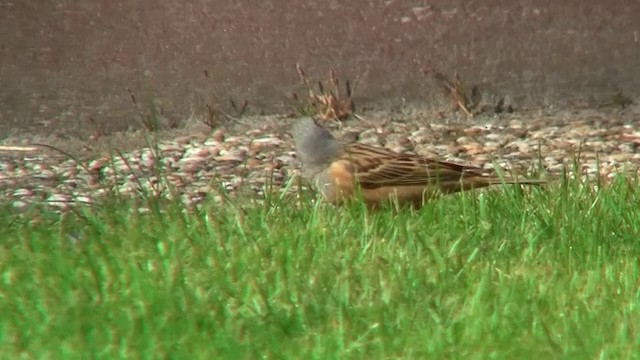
(1, 1), (639, 143)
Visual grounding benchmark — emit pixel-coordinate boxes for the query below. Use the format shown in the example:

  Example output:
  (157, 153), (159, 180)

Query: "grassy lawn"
(1, 174), (639, 359)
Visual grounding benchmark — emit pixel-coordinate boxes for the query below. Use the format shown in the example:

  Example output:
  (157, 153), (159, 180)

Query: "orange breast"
(326, 160), (356, 203)
(327, 160), (438, 207)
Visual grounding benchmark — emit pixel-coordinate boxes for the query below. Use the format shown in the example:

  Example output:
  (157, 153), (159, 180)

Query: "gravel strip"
(2, 110), (639, 210)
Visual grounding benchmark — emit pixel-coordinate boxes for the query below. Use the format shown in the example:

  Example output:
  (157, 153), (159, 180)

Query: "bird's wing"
(343, 143), (489, 189)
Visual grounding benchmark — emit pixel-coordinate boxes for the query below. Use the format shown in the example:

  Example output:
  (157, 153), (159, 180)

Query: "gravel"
(1, 109), (639, 211)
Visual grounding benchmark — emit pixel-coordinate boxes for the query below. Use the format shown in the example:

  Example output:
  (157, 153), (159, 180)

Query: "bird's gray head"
(292, 117), (341, 174)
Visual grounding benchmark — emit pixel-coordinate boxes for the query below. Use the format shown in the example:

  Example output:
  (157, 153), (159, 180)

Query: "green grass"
(1, 174), (640, 359)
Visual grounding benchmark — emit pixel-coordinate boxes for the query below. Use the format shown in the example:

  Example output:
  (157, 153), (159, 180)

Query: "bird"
(291, 117), (545, 208)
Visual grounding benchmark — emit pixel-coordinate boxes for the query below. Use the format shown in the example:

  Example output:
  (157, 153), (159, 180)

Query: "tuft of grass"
(200, 69), (249, 130)
(1, 172), (640, 358)
(290, 64), (356, 122)
(127, 88), (178, 132)
(432, 70), (479, 117)
(598, 89), (634, 110)
(415, 60), (514, 117)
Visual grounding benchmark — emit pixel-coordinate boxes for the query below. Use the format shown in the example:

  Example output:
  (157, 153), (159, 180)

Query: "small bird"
(292, 117), (544, 207)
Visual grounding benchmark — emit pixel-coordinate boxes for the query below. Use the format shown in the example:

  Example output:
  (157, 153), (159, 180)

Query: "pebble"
(12, 200), (28, 210)
(46, 194), (71, 209)
(13, 188), (33, 197)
